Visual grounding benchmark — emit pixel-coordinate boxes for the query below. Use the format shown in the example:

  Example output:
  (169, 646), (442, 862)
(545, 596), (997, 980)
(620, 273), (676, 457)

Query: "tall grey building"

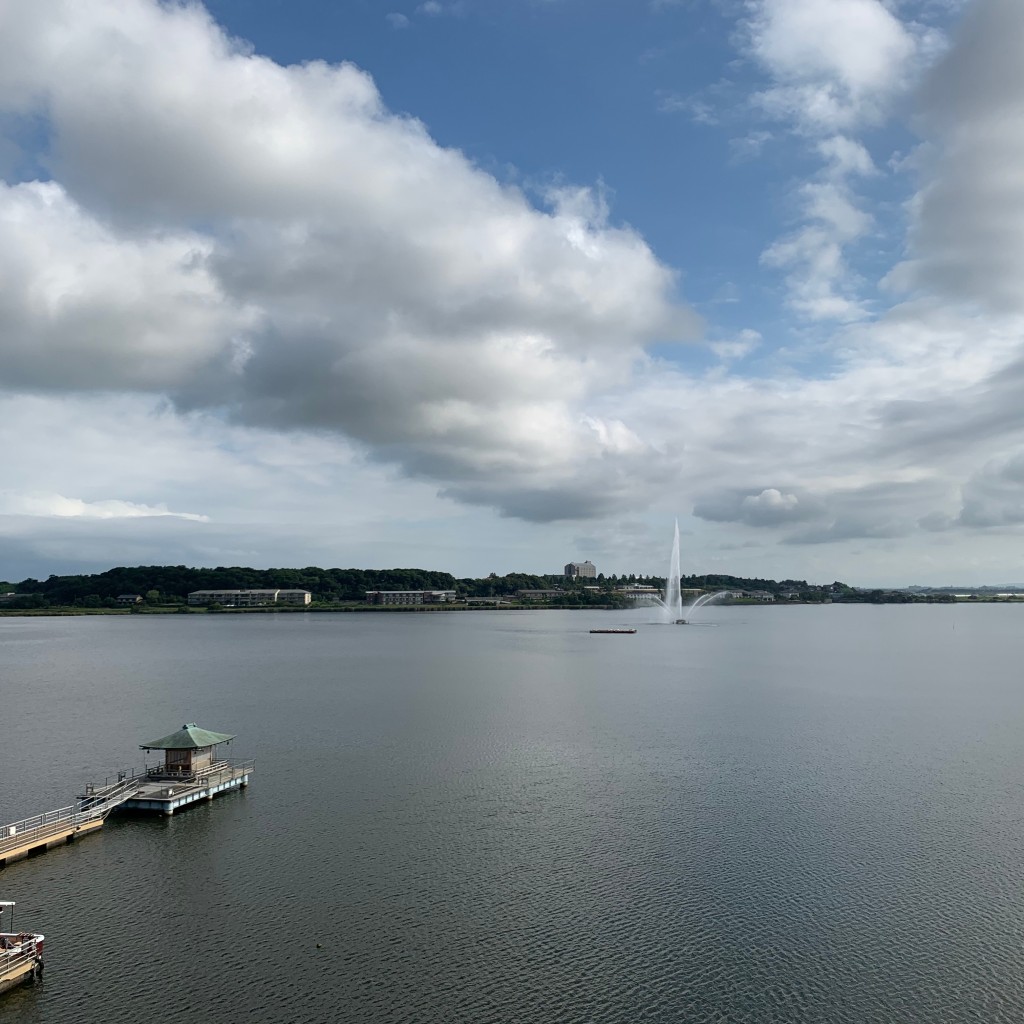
(564, 561), (597, 578)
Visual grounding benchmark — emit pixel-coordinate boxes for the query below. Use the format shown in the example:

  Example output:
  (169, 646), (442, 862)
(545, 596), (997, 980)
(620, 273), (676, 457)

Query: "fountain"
(661, 519), (685, 623)
(658, 520), (726, 623)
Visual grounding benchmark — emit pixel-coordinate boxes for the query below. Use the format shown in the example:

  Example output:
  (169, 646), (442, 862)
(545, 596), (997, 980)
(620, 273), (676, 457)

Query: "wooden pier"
(1, 723), (254, 869)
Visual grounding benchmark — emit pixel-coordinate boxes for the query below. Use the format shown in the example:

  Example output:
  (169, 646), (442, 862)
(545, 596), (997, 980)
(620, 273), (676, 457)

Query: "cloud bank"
(0, 0), (694, 523)
(1, 0), (1024, 583)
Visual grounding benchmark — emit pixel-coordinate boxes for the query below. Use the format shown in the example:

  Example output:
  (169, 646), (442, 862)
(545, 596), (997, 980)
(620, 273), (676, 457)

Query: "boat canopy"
(140, 723), (235, 750)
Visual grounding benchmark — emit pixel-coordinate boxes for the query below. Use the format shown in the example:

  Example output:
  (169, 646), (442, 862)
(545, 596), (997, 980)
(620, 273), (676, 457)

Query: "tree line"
(1, 566), (959, 609)
(6, 566), (458, 607)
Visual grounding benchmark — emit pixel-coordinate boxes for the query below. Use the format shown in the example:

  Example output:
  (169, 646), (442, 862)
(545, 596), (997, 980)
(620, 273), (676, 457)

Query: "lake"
(2, 604), (1023, 1022)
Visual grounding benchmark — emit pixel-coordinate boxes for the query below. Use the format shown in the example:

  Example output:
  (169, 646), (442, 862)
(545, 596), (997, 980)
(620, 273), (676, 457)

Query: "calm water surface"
(2, 605), (1024, 1023)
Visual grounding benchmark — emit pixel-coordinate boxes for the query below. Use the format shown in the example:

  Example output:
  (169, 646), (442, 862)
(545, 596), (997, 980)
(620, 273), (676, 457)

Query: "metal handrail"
(0, 805), (100, 856)
(145, 757), (254, 782)
(1, 776), (145, 855)
(0, 937), (42, 983)
(0, 943), (42, 981)
(3, 803), (80, 836)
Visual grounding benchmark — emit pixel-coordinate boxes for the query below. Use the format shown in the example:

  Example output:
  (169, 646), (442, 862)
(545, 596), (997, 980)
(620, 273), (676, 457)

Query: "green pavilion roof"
(140, 723), (235, 750)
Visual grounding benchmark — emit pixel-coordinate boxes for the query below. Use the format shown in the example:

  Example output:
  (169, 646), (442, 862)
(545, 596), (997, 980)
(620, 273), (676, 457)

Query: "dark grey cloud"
(892, 0), (1024, 311)
(956, 451), (1024, 527)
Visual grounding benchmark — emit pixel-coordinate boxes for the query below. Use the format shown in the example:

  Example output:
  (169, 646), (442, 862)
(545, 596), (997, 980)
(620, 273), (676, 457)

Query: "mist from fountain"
(684, 591), (729, 620)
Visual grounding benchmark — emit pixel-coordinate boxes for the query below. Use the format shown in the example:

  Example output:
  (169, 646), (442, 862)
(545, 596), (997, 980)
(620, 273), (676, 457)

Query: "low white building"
(364, 590), (458, 605)
(187, 589), (312, 607)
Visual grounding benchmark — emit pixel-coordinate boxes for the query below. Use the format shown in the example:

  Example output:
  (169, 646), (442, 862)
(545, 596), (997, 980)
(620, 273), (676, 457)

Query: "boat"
(0, 902), (44, 995)
(589, 628), (637, 634)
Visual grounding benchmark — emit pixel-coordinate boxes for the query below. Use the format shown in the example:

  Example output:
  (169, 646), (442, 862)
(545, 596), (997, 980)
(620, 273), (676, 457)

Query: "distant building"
(517, 589), (565, 601)
(564, 561), (597, 578)
(187, 589), (312, 607)
(117, 594), (143, 605)
(364, 590), (458, 605)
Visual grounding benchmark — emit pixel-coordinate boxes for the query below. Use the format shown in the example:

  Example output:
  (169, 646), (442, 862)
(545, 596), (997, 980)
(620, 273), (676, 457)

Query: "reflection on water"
(1, 605), (1023, 1023)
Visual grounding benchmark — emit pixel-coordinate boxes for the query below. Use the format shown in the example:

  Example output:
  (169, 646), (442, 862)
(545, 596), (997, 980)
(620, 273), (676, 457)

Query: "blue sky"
(3, 0), (1024, 587)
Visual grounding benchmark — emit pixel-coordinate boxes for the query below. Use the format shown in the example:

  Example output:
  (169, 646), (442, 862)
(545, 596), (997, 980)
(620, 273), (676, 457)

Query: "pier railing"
(0, 803), (103, 858)
(82, 757), (255, 791)
(0, 944), (41, 981)
(144, 758), (255, 783)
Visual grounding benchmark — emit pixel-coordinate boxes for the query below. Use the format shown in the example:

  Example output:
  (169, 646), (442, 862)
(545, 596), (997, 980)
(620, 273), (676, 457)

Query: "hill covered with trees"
(0, 565), (959, 610)
(6, 566), (458, 607)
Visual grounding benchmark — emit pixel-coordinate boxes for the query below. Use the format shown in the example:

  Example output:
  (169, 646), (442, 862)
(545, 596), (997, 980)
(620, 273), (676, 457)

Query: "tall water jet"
(658, 521), (727, 623)
(663, 519), (683, 623)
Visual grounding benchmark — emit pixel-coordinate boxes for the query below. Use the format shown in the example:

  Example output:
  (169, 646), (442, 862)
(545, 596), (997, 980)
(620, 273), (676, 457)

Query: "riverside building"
(187, 589), (312, 607)
(364, 590), (458, 605)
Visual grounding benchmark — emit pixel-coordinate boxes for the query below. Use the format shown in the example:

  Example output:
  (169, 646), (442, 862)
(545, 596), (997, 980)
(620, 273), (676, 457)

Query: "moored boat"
(0, 901), (44, 995)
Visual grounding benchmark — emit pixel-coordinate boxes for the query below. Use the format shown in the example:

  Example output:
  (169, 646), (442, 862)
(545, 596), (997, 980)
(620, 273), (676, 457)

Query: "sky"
(1, 0), (1022, 586)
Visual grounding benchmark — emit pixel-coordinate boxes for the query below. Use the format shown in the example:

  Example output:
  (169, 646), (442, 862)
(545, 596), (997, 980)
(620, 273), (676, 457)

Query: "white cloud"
(760, 177), (873, 321)
(746, 0), (925, 132)
(0, 493), (208, 521)
(0, 0), (695, 524)
(386, 12), (411, 29)
(741, 1), (940, 320)
(0, 180), (254, 391)
(710, 328), (761, 361)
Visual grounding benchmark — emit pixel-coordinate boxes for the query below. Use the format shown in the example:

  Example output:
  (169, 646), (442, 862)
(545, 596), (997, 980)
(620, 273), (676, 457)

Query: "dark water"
(2, 605), (1024, 1023)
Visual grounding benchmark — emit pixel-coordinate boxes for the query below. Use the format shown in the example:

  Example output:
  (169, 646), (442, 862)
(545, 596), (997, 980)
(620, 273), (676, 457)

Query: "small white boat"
(0, 902), (44, 995)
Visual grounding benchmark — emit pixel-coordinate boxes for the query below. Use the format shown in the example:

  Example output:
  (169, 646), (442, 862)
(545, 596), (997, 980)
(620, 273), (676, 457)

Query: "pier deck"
(120, 759), (254, 815)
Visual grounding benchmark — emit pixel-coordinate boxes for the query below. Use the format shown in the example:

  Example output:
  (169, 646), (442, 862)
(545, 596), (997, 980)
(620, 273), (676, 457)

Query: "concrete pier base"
(121, 767), (252, 816)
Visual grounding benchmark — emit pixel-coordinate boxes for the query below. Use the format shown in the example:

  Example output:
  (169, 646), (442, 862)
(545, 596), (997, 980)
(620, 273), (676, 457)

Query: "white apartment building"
(187, 589), (312, 607)
(364, 590), (458, 605)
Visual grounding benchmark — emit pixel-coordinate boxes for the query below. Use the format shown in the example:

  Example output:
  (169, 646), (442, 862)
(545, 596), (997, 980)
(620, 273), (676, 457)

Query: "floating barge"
(0, 902), (43, 995)
(589, 628), (637, 634)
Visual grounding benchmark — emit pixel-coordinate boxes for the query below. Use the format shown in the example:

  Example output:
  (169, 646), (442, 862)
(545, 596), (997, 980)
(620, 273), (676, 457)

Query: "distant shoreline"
(0, 598), (1015, 618)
